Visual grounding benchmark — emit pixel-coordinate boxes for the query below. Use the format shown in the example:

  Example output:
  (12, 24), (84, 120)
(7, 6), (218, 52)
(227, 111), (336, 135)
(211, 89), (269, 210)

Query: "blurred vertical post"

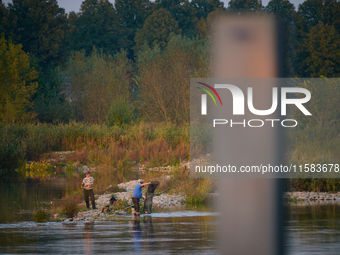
(213, 14), (284, 254)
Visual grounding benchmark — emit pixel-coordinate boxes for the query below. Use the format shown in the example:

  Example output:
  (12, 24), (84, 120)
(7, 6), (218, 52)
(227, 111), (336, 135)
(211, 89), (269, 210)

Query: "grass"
(2, 120), (340, 211)
(0, 122), (190, 181)
(284, 128), (340, 192)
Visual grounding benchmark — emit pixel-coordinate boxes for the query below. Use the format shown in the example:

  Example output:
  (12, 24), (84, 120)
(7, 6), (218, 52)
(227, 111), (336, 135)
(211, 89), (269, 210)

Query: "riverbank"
(56, 190), (340, 222)
(55, 179), (186, 222)
(285, 191), (340, 202)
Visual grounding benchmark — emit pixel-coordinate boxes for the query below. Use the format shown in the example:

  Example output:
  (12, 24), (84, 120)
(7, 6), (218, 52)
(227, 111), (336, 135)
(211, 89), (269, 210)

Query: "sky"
(3, 0), (306, 13)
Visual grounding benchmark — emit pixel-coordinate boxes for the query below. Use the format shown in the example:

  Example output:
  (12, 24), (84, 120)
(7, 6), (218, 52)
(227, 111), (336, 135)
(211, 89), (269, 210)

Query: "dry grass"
(1, 122), (190, 181)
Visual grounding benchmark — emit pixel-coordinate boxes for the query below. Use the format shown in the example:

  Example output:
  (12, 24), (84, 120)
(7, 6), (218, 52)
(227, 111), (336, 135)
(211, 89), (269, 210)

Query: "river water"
(1, 183), (340, 254)
(0, 215), (218, 254)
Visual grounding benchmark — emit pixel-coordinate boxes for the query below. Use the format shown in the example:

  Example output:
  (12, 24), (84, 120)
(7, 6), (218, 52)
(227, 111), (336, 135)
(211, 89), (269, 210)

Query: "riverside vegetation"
(1, 0), (340, 222)
(1, 120), (339, 190)
(0, 121), (214, 222)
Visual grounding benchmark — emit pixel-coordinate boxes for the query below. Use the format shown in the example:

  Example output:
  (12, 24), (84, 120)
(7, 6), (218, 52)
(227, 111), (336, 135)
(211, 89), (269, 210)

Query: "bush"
(1, 122), (192, 181)
(107, 98), (135, 127)
(64, 161), (77, 178)
(61, 194), (81, 218)
(33, 209), (49, 223)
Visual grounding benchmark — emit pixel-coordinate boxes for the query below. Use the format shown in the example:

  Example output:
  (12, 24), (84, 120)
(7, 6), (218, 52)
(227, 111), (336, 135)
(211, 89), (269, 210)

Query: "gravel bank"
(285, 191), (340, 202)
(60, 179), (186, 222)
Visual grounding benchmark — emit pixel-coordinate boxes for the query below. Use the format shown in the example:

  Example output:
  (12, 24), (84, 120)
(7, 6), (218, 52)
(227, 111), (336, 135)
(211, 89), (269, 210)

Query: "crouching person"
(132, 181), (151, 216)
(82, 171), (96, 209)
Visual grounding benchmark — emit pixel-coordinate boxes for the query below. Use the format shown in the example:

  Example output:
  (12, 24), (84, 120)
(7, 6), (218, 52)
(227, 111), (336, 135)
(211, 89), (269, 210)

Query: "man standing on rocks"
(132, 181), (151, 216)
(82, 171), (96, 209)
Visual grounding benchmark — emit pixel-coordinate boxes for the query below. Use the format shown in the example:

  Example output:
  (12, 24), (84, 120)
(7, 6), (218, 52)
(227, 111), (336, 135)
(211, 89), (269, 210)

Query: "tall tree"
(114, 0), (153, 57)
(266, 0), (295, 24)
(228, 0), (263, 12)
(155, 0), (199, 38)
(8, 0), (67, 68)
(266, 0), (296, 76)
(134, 8), (180, 52)
(0, 35), (38, 124)
(62, 49), (132, 123)
(137, 35), (209, 123)
(296, 0), (340, 77)
(297, 23), (340, 77)
(190, 0), (224, 20)
(31, 64), (72, 123)
(69, 0), (120, 56)
(297, 0), (340, 35)
(0, 0), (9, 36)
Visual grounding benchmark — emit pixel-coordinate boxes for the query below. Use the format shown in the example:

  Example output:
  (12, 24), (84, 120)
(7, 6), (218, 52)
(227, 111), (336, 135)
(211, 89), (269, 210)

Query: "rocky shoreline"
(284, 191), (340, 204)
(59, 179), (186, 222)
(57, 188), (340, 222)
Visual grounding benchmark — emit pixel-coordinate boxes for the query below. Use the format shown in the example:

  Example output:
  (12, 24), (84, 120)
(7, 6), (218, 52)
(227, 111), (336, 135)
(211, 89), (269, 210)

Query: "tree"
(134, 8), (180, 52)
(292, 78), (340, 137)
(228, 0), (263, 12)
(8, 0), (67, 68)
(266, 0), (297, 76)
(32, 65), (73, 123)
(62, 49), (132, 123)
(114, 0), (153, 57)
(0, 0), (9, 36)
(190, 0), (224, 20)
(197, 17), (208, 38)
(297, 23), (340, 77)
(68, 0), (120, 56)
(137, 35), (209, 123)
(0, 36), (38, 124)
(266, 0), (295, 24)
(155, 0), (199, 38)
(297, 0), (340, 35)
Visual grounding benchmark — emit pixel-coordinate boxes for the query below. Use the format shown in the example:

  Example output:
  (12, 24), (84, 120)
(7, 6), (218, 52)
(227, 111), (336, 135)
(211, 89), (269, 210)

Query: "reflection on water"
(0, 215), (217, 254)
(132, 216), (155, 252)
(83, 222), (94, 255)
(143, 216), (155, 250)
(0, 182), (79, 223)
(285, 202), (340, 254)
(133, 218), (142, 252)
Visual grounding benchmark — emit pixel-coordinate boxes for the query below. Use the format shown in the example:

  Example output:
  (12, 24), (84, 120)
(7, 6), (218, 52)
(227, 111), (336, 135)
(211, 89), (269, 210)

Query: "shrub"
(33, 209), (49, 223)
(107, 98), (135, 127)
(61, 194), (81, 218)
(64, 161), (77, 177)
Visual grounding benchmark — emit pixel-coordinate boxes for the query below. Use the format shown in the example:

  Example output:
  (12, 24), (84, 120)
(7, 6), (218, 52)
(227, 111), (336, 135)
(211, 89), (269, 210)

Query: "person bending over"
(132, 181), (151, 216)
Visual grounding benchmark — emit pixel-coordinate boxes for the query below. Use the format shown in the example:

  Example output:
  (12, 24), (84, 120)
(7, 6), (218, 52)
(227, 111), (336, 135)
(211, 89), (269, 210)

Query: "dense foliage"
(1, 0), (340, 124)
(0, 0), (340, 189)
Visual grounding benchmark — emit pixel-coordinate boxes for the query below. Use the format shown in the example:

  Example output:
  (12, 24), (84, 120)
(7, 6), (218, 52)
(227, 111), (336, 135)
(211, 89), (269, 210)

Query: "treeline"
(1, 0), (340, 125)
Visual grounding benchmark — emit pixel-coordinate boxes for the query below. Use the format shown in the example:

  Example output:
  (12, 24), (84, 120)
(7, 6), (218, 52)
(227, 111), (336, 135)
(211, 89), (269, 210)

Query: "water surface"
(285, 202), (340, 255)
(0, 214), (218, 254)
(3, 183), (340, 254)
